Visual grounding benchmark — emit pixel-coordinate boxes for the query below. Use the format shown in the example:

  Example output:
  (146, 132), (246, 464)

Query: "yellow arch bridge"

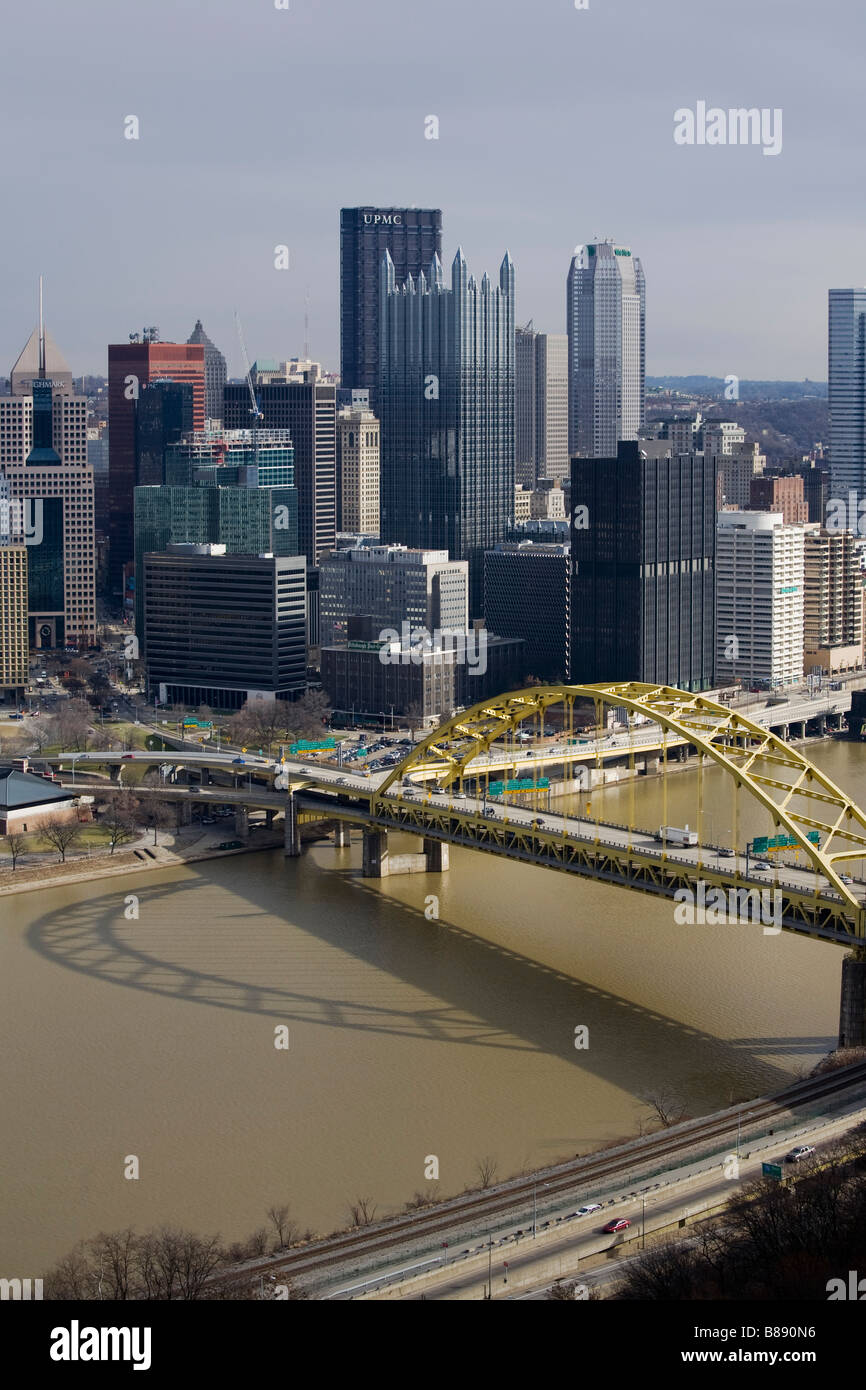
(53, 682), (866, 1045)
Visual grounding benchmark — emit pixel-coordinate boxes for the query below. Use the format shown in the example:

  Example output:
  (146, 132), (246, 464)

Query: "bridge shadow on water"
(23, 845), (835, 1110)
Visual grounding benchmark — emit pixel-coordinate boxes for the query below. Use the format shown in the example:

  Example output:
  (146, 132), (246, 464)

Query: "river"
(2, 738), (863, 1273)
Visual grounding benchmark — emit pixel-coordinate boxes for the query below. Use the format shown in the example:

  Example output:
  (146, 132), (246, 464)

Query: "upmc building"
(340, 207), (442, 405)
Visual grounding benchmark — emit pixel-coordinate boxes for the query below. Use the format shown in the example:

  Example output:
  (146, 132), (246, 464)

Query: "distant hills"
(647, 377), (827, 402)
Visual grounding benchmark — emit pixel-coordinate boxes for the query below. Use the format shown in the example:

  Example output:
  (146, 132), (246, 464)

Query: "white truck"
(656, 825), (698, 847)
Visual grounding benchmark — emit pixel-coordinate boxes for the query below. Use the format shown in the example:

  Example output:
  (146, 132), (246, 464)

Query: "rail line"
(218, 1058), (866, 1290)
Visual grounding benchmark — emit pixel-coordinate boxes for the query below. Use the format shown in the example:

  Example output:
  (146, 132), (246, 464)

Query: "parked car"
(217, 840), (243, 851)
(201, 816), (217, 825)
(785, 1144), (815, 1163)
(602, 1218), (631, 1233)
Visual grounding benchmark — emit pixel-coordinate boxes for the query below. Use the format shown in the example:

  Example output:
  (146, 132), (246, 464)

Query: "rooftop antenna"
(304, 286), (310, 361)
(38, 275), (45, 376)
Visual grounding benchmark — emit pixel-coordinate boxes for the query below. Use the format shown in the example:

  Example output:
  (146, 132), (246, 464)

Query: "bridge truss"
(371, 682), (866, 940)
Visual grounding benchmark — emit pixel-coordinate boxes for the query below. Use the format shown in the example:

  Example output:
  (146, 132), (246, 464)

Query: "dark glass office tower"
(136, 380), (194, 487)
(570, 442), (715, 690)
(27, 380), (62, 467)
(340, 207), (442, 404)
(379, 247), (515, 616)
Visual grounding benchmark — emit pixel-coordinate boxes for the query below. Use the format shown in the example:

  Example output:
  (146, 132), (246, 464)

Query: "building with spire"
(378, 247), (515, 615)
(0, 285), (95, 649)
(187, 319), (227, 424)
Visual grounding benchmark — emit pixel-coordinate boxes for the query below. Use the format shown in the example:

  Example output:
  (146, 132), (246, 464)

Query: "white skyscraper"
(567, 240), (646, 458)
(715, 511), (805, 689)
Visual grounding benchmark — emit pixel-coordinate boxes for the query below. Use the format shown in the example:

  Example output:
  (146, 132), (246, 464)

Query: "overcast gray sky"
(2, 0), (860, 380)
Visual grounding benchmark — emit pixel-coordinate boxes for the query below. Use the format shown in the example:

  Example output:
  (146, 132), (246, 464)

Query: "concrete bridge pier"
(423, 838), (450, 871)
(333, 821), (351, 848)
(363, 828), (389, 877)
(178, 799), (192, 825)
(284, 798), (301, 857)
(234, 806), (249, 840)
(362, 828), (451, 878)
(265, 809), (275, 829)
(839, 951), (866, 1049)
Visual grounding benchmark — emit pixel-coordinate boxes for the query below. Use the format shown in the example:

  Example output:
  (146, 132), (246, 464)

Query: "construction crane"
(234, 310), (263, 465)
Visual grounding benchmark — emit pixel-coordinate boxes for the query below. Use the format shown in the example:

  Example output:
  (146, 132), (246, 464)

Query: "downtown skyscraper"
(828, 288), (866, 503)
(567, 240), (646, 458)
(378, 247), (515, 615)
(340, 207), (442, 406)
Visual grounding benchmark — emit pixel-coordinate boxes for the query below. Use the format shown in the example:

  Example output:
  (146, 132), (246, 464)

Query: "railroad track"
(214, 1058), (866, 1291)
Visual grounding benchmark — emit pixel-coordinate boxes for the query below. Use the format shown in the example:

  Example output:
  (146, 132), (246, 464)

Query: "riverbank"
(0, 821), (333, 897)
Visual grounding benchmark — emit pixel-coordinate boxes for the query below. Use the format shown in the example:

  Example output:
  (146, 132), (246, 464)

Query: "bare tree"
(476, 1155), (498, 1189)
(403, 1187), (440, 1211)
(229, 700), (292, 758)
(55, 699), (93, 753)
(266, 1203), (298, 1250)
(3, 831), (26, 870)
(40, 815), (82, 863)
(102, 792), (140, 853)
(641, 1087), (688, 1130)
(245, 1227), (270, 1257)
(347, 1196), (378, 1227)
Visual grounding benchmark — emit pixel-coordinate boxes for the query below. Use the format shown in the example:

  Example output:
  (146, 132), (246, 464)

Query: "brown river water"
(2, 739), (863, 1273)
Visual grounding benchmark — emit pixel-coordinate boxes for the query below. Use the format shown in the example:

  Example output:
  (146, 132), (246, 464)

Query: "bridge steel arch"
(373, 682), (866, 935)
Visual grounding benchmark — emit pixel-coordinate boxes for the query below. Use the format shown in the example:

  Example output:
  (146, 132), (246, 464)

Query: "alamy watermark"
(674, 103), (782, 157)
(0, 498), (43, 546)
(378, 623), (487, 676)
(674, 883), (782, 934)
(826, 491), (866, 535)
(0, 1277), (42, 1300)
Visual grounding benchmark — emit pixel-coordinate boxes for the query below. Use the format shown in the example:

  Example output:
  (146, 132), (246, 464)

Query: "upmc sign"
(363, 213), (403, 226)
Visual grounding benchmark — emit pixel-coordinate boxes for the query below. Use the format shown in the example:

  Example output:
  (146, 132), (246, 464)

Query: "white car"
(785, 1144), (815, 1163)
(575, 1203), (602, 1216)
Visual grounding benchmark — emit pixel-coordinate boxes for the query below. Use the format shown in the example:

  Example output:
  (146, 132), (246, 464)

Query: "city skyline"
(1, 0), (861, 380)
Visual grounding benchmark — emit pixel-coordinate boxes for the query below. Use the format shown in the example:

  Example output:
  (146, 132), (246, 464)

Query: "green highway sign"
(752, 831), (820, 854)
(762, 1162), (783, 1180)
(490, 777), (551, 794)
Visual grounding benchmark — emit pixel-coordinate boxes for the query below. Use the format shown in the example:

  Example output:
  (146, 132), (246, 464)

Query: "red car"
(602, 1218), (631, 1233)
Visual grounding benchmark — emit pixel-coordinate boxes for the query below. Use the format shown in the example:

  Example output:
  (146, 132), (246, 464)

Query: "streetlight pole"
(486, 1237), (493, 1300)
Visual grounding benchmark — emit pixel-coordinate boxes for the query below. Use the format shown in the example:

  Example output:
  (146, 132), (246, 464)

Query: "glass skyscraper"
(379, 247), (515, 615)
(340, 207), (442, 405)
(829, 288), (866, 503)
(567, 240), (646, 458)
